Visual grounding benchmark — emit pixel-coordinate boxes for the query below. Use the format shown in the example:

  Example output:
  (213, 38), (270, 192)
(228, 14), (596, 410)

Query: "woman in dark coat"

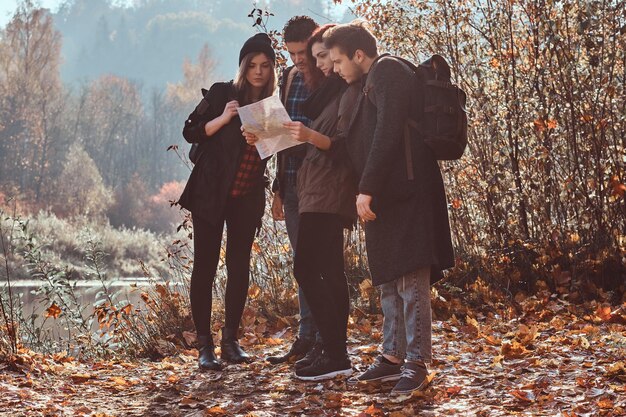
(178, 33), (276, 371)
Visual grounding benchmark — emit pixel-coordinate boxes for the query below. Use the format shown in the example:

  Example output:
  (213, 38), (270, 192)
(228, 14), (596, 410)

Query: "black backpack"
(186, 84), (238, 164)
(367, 54), (468, 173)
(187, 88), (210, 164)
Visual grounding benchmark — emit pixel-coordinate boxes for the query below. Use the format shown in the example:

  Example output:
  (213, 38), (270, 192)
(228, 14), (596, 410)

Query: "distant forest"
(0, 0), (349, 233)
(53, 0), (347, 88)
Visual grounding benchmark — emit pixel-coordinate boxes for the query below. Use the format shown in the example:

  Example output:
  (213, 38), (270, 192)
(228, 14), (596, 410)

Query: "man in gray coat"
(324, 21), (455, 395)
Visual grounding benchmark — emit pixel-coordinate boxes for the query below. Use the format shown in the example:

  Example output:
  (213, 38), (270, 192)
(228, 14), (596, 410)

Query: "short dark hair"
(283, 15), (318, 43)
(323, 20), (377, 59)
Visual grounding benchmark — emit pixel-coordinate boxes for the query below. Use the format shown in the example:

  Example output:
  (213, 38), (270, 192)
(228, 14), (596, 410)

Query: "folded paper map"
(237, 95), (303, 159)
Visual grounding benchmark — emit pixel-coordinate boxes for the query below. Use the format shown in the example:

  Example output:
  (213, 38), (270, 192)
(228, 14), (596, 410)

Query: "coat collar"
(361, 53), (391, 88)
(345, 53), (392, 134)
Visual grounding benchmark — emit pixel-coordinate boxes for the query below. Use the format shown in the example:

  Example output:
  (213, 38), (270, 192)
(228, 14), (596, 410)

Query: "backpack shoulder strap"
(364, 55), (420, 181)
(281, 66), (298, 105)
(364, 54), (416, 106)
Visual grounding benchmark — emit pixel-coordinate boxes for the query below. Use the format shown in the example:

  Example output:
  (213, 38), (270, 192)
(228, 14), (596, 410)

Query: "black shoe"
(220, 328), (251, 363)
(391, 361), (429, 395)
(294, 340), (323, 370)
(295, 352), (353, 381)
(266, 337), (314, 365)
(197, 334), (221, 371)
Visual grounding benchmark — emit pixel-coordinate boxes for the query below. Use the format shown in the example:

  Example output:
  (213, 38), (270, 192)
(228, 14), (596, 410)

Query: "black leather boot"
(295, 339), (323, 370)
(266, 336), (314, 365)
(220, 328), (250, 363)
(197, 334), (221, 371)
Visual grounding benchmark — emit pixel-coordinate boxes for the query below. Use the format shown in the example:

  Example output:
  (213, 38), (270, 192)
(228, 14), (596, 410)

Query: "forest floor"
(1, 285), (625, 417)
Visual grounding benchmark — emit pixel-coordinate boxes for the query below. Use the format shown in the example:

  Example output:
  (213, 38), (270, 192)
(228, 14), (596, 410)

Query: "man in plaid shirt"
(266, 15), (322, 366)
(282, 70), (312, 189)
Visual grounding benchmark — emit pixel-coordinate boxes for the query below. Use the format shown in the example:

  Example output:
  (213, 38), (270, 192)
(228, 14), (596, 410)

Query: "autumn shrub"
(0, 210), (21, 362)
(108, 176), (185, 234)
(340, 0), (626, 296)
(0, 186), (48, 218)
(107, 174), (151, 231)
(52, 145), (114, 219)
(109, 278), (193, 359)
(0, 210), (101, 356)
(145, 181), (186, 233)
(0, 331), (9, 362)
(1, 210), (175, 280)
(0, 208), (194, 359)
(93, 222), (171, 277)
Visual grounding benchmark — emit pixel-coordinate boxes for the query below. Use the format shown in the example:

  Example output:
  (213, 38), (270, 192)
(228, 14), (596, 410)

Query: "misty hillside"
(51, 0), (349, 90)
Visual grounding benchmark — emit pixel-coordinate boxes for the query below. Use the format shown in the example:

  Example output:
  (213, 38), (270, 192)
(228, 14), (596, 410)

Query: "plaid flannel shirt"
(230, 144), (264, 198)
(284, 72), (311, 186)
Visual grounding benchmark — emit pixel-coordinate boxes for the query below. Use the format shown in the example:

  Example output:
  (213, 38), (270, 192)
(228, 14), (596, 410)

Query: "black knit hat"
(239, 33), (276, 65)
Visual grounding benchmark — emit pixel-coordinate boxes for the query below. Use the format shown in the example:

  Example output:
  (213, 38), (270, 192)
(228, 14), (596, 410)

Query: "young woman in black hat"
(178, 33), (277, 370)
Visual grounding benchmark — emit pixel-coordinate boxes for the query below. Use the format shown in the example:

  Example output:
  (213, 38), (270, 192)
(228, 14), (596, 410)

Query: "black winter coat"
(343, 55), (455, 286)
(177, 82), (267, 224)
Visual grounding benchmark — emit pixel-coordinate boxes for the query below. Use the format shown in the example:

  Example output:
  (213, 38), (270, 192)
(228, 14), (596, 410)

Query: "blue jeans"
(380, 266), (432, 363)
(282, 182), (319, 341)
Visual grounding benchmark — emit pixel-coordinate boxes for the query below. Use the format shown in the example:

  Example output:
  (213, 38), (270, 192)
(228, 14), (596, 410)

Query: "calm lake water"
(2, 278), (152, 305)
(0, 278), (168, 334)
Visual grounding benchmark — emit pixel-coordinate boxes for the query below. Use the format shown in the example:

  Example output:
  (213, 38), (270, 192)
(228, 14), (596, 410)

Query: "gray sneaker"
(391, 360), (428, 395)
(348, 355), (403, 384)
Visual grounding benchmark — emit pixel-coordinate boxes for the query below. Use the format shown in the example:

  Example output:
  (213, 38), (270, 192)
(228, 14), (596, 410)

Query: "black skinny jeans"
(190, 186), (264, 337)
(293, 212), (350, 360)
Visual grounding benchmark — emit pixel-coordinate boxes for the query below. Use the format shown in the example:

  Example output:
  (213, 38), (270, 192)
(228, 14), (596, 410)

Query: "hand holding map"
(237, 95), (303, 159)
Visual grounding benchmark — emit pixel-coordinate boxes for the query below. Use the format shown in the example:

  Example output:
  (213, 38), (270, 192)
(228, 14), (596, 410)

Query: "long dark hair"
(305, 24), (337, 91)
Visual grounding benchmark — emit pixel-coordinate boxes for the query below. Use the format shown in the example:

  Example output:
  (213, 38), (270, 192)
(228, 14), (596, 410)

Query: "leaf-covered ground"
(1, 289), (625, 417)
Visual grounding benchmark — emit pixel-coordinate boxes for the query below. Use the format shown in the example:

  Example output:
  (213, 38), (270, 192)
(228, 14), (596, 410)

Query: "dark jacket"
(297, 75), (358, 225)
(177, 81), (267, 224)
(343, 55), (455, 285)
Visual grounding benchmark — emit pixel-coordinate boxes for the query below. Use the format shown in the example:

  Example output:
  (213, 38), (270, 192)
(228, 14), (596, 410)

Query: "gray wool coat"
(342, 55), (455, 286)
